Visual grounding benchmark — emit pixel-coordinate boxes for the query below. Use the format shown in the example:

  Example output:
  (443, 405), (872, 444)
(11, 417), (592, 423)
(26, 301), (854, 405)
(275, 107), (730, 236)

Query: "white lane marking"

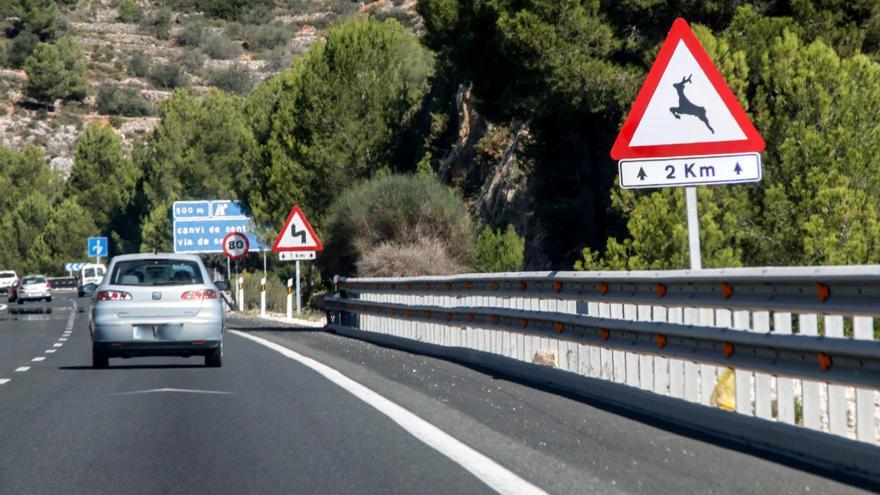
(0, 379), (9, 385)
(15, 366), (30, 372)
(52, 343), (63, 348)
(231, 330), (547, 495)
(0, 304), (7, 311)
(112, 388), (231, 396)
(31, 357), (46, 362)
(59, 338), (68, 342)
(45, 349), (56, 354)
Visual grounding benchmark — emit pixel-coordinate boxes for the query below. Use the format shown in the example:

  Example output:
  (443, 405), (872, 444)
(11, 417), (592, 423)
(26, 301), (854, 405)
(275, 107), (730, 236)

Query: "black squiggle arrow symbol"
(291, 225), (306, 244)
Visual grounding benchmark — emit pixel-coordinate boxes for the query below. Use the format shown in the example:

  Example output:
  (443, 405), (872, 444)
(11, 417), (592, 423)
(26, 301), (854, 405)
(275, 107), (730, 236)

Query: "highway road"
(0, 293), (874, 494)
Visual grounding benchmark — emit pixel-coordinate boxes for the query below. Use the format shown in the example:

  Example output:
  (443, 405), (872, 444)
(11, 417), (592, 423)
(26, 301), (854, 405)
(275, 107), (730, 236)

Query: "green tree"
(55, 37), (89, 101)
(0, 192), (53, 273)
(67, 124), (140, 236)
(23, 42), (67, 104)
(243, 17), (434, 233)
(32, 199), (98, 273)
(473, 224), (525, 272)
(137, 90), (258, 250)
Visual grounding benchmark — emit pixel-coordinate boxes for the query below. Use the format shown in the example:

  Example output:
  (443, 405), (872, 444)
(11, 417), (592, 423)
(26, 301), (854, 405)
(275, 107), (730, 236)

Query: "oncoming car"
(89, 253), (229, 369)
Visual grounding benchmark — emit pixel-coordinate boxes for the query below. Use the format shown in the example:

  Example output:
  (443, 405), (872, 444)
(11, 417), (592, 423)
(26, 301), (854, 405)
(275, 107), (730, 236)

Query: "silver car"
(17, 275), (52, 303)
(89, 253), (228, 368)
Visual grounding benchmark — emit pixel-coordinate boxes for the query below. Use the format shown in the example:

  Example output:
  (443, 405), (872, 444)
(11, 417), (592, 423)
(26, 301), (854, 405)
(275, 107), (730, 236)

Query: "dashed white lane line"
(52, 343), (63, 348)
(45, 349), (56, 354)
(231, 330), (547, 495)
(0, 379), (9, 385)
(15, 366), (30, 372)
(59, 338), (68, 342)
(31, 357), (46, 362)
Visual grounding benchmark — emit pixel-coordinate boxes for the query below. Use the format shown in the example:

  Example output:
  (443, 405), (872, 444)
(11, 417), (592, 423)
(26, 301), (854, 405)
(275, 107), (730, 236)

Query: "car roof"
(109, 253), (205, 263)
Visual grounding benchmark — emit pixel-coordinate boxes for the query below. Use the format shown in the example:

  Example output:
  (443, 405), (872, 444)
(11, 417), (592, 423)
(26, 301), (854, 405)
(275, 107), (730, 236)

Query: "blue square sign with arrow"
(87, 237), (108, 258)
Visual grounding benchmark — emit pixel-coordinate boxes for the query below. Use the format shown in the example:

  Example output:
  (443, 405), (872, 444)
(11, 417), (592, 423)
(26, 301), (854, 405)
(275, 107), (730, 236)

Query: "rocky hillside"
(0, 0), (419, 177)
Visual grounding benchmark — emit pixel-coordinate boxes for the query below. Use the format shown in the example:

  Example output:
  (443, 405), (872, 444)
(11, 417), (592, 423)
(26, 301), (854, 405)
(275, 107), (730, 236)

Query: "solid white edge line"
(230, 330), (546, 495)
(14, 366), (29, 372)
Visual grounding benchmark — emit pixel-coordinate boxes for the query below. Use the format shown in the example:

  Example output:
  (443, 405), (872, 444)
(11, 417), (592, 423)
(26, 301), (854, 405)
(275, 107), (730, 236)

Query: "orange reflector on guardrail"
(599, 328), (610, 341)
(819, 352), (833, 372)
(519, 281), (527, 291)
(424, 282), (431, 290)
(405, 309), (414, 317)
(555, 322), (564, 333)
(466, 313), (474, 321)
(722, 342), (734, 358)
(519, 318), (527, 328)
(599, 282), (609, 295)
(445, 313), (453, 321)
(553, 281), (563, 293)
(721, 283), (733, 299)
(491, 315), (500, 324)
(655, 283), (667, 297)
(816, 283), (831, 303)
(491, 281), (500, 290)
(424, 311), (433, 318)
(466, 281), (474, 289)
(404, 283), (413, 290)
(656, 334), (667, 349)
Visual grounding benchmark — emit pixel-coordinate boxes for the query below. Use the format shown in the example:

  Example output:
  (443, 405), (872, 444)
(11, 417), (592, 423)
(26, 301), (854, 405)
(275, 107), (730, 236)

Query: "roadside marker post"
(237, 276), (244, 312)
(260, 277), (267, 317)
(286, 278), (293, 319)
(610, 18), (765, 269)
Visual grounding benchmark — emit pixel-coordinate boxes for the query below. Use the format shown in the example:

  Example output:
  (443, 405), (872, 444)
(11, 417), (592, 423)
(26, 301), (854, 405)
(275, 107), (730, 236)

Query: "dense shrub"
(208, 64), (253, 95)
(96, 84), (153, 116)
(323, 174), (473, 277)
(247, 23), (288, 50)
(178, 50), (206, 73)
(175, 23), (205, 46)
(116, 0), (142, 23)
(140, 8), (172, 39)
(148, 62), (186, 89)
(9, 32), (40, 68)
(473, 225), (524, 273)
(239, 270), (286, 312)
(241, 4), (274, 25)
(202, 32), (242, 60)
(127, 52), (150, 77)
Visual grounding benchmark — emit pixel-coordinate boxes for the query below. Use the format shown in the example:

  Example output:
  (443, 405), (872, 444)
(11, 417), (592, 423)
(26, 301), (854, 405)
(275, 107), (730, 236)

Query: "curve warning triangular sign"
(610, 18), (764, 160)
(272, 205), (323, 252)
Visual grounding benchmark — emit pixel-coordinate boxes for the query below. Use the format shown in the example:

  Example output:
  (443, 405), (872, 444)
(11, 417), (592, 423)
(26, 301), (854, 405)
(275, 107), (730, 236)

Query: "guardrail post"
(286, 278), (293, 320)
(260, 277), (267, 317)
(237, 276), (244, 312)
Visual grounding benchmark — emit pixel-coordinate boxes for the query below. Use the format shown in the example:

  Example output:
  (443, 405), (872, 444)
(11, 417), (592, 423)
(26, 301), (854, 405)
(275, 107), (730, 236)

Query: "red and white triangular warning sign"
(611, 18), (764, 160)
(272, 205), (323, 252)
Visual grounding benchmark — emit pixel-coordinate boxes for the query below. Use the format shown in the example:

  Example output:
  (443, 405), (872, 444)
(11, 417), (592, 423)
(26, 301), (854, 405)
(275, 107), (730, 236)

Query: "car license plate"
(133, 325), (156, 340)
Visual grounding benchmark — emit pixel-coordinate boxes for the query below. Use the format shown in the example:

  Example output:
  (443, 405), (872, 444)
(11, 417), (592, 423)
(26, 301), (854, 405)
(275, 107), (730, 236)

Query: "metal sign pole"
(685, 186), (702, 270)
(295, 260), (302, 315)
(263, 249), (267, 279)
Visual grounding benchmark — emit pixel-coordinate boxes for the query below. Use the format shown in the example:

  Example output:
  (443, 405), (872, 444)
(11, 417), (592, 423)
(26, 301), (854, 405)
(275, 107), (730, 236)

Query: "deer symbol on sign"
(669, 74), (714, 134)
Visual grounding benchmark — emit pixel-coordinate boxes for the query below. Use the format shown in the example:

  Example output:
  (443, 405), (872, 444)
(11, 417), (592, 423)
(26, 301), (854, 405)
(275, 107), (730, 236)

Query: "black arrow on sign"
(637, 167), (647, 181)
(734, 163), (742, 175)
(290, 224), (306, 244)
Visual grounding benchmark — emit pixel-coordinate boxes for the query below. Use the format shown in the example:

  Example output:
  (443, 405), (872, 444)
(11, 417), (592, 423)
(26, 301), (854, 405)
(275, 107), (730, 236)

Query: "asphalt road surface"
(0, 293), (874, 494)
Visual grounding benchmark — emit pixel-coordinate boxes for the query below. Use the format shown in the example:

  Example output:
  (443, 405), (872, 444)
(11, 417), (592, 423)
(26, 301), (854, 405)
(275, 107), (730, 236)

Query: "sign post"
(272, 205), (323, 317)
(610, 18), (765, 269)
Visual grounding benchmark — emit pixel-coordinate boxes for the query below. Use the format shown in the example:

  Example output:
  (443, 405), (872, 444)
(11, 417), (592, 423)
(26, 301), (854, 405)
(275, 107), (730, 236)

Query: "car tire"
(205, 344), (222, 368)
(17, 299), (23, 304)
(46, 296), (52, 302)
(92, 347), (109, 369)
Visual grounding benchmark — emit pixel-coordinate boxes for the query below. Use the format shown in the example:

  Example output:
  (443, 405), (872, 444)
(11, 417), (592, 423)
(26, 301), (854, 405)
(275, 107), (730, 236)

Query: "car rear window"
(22, 276), (46, 284)
(0, 272), (15, 278)
(111, 259), (204, 286)
(84, 268), (96, 278)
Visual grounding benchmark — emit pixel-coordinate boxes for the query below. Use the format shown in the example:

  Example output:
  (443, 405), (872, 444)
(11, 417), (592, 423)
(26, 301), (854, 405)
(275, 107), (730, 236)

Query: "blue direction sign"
(172, 200), (266, 254)
(87, 237), (108, 258)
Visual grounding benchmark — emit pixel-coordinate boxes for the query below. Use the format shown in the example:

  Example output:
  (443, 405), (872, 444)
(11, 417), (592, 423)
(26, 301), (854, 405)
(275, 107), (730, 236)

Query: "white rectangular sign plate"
(279, 251), (316, 261)
(619, 152), (761, 189)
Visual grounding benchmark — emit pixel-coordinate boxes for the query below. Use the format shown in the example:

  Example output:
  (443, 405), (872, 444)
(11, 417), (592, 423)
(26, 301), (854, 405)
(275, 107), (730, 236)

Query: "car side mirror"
(12, 281), (19, 288)
(214, 280), (230, 292)
(81, 283), (98, 295)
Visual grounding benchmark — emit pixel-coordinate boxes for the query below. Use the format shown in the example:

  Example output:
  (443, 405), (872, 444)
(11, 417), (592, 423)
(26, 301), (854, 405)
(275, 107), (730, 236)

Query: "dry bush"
(356, 237), (470, 277)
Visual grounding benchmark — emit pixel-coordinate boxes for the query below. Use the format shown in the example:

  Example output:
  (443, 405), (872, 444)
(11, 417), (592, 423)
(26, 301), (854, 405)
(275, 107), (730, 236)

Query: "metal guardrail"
(326, 266), (880, 449)
(48, 277), (77, 289)
(338, 266), (880, 316)
(323, 296), (880, 389)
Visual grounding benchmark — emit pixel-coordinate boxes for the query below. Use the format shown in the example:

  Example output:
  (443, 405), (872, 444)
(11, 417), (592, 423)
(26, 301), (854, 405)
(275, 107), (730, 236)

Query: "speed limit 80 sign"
(222, 232), (250, 259)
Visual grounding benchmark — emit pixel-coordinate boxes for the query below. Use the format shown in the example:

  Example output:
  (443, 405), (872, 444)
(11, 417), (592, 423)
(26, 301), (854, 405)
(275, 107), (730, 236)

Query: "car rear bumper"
(94, 340), (221, 358)
(19, 291), (50, 300)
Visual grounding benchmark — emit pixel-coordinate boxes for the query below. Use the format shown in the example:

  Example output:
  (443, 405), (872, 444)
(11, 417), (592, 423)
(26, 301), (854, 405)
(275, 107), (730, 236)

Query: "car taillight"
(181, 289), (218, 300)
(45, 282), (51, 289)
(96, 291), (132, 301)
